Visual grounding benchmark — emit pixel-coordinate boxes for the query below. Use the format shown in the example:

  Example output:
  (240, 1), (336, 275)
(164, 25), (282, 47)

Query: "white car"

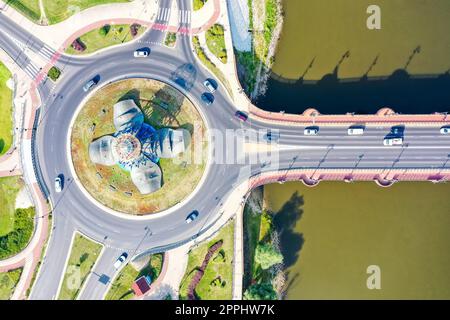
(383, 137), (403, 146)
(114, 253), (128, 269)
(55, 176), (62, 193)
(440, 127), (450, 135)
(134, 50), (149, 58)
(348, 127), (365, 135)
(304, 127), (319, 136)
(203, 79), (216, 93)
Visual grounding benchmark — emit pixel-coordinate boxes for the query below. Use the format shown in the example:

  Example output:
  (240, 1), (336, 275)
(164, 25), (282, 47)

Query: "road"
(1, 0), (449, 300)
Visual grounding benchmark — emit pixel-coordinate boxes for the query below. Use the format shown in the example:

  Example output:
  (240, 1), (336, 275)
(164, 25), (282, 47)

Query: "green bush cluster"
(0, 207), (35, 259)
(47, 66), (61, 82)
(99, 24), (111, 37)
(206, 24), (227, 63)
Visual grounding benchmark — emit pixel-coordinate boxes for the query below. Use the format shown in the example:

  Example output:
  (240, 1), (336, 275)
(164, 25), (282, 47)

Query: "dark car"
(83, 75), (100, 92)
(264, 130), (279, 142)
(391, 125), (405, 136)
(186, 210), (199, 223)
(201, 92), (214, 106)
(235, 111), (248, 122)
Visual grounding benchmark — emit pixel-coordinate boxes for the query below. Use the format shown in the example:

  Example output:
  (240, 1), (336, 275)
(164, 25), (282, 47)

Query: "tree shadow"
(118, 89), (141, 107)
(273, 191), (305, 269)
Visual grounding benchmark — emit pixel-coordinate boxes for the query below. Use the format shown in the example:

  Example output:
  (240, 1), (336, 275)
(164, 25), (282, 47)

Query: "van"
(383, 137), (403, 146)
(348, 127), (364, 135)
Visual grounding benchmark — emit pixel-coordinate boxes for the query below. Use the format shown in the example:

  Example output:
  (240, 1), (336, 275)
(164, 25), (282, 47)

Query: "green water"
(264, 182), (450, 299)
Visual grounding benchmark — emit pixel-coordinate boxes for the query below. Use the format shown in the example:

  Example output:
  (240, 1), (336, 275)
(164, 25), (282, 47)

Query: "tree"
(244, 283), (277, 300)
(255, 243), (283, 270)
(99, 24), (111, 36)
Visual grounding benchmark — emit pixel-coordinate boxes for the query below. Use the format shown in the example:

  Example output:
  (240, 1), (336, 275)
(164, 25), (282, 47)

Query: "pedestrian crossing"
(179, 9), (191, 25)
(39, 44), (57, 61)
(156, 6), (171, 23)
(23, 62), (41, 80)
(155, 7), (191, 25)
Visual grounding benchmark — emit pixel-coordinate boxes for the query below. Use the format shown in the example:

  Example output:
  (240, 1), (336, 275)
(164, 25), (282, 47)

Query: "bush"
(47, 66), (61, 82)
(71, 38), (86, 52)
(244, 283), (277, 300)
(99, 25), (111, 37)
(0, 207), (35, 259)
(130, 24), (141, 38)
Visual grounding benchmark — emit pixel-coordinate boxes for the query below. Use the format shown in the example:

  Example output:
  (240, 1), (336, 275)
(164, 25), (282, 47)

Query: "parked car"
(264, 130), (279, 142)
(114, 252), (128, 269)
(185, 210), (199, 224)
(235, 111), (248, 122)
(134, 48), (149, 58)
(203, 79), (217, 93)
(383, 137), (403, 146)
(54, 176), (63, 193)
(440, 126), (450, 135)
(304, 126), (319, 136)
(201, 92), (214, 106)
(83, 78), (98, 92)
(348, 126), (365, 135)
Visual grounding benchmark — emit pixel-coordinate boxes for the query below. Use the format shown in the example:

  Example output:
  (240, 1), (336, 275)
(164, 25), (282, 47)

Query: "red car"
(235, 111), (248, 122)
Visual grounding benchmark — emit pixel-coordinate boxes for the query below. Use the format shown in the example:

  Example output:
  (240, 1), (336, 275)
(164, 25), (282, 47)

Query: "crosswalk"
(23, 61), (41, 80)
(155, 7), (191, 26)
(39, 44), (57, 61)
(156, 7), (171, 23)
(179, 9), (191, 25)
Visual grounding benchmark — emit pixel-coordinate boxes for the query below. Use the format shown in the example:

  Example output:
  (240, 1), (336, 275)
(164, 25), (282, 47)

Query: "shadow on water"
(253, 47), (450, 114)
(273, 191), (305, 269)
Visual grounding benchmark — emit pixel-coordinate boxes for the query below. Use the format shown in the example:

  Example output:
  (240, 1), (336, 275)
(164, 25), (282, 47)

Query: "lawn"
(193, 0), (208, 11)
(105, 253), (163, 300)
(179, 221), (234, 300)
(206, 24), (227, 63)
(0, 176), (24, 237)
(272, 0), (450, 80)
(65, 24), (146, 55)
(42, 0), (132, 24)
(5, 0), (41, 22)
(58, 233), (103, 300)
(71, 78), (208, 214)
(0, 62), (13, 157)
(164, 32), (177, 48)
(0, 268), (22, 300)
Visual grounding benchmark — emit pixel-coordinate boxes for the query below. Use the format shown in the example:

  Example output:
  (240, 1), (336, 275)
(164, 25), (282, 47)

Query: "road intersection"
(0, 0), (449, 300)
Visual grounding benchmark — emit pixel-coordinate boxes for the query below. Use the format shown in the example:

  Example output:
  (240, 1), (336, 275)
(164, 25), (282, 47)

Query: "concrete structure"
(89, 99), (190, 194)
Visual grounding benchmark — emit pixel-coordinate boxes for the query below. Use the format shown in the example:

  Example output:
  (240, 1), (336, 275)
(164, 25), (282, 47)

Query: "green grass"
(5, 0), (41, 22)
(0, 62), (13, 157)
(58, 233), (103, 300)
(193, 0), (208, 11)
(265, 181), (450, 299)
(0, 207), (35, 260)
(164, 32), (177, 48)
(105, 254), (163, 300)
(192, 36), (233, 98)
(179, 221), (234, 300)
(43, 0), (132, 24)
(0, 268), (22, 300)
(65, 24), (145, 55)
(272, 0), (450, 80)
(0, 176), (24, 237)
(71, 78), (208, 214)
(206, 24), (227, 64)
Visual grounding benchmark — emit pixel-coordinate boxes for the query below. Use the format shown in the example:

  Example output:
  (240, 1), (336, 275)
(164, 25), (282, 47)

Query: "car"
(348, 126), (365, 135)
(54, 176), (63, 193)
(264, 130), (279, 142)
(383, 137), (403, 146)
(203, 79), (217, 93)
(83, 78), (97, 92)
(235, 111), (248, 122)
(185, 210), (199, 224)
(391, 125), (405, 136)
(304, 126), (319, 136)
(440, 126), (450, 135)
(201, 92), (214, 106)
(114, 252), (128, 269)
(134, 48), (149, 58)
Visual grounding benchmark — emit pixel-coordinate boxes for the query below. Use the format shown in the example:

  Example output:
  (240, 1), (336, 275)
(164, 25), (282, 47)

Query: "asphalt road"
(1, 0), (450, 300)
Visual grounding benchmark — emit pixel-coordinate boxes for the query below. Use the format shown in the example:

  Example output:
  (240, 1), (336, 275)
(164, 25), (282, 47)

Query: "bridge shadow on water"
(272, 191), (305, 296)
(253, 47), (450, 114)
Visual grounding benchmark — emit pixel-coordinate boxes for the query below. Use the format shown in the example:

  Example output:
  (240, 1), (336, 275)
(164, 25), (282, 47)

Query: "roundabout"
(70, 78), (208, 214)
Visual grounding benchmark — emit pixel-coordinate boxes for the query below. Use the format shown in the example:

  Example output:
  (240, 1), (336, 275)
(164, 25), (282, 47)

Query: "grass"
(5, 0), (41, 22)
(193, 0), (208, 11)
(272, 0), (450, 80)
(47, 66), (61, 82)
(265, 181), (450, 299)
(192, 36), (233, 98)
(58, 233), (103, 300)
(179, 221), (234, 300)
(0, 62), (13, 157)
(105, 253), (163, 300)
(65, 24), (145, 55)
(0, 268), (22, 300)
(42, 0), (132, 25)
(164, 32), (177, 48)
(0, 207), (35, 260)
(71, 78), (208, 214)
(206, 24), (227, 64)
(0, 176), (24, 237)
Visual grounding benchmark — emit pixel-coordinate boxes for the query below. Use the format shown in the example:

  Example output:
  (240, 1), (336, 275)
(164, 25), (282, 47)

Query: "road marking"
(157, 7), (171, 22)
(179, 10), (191, 25)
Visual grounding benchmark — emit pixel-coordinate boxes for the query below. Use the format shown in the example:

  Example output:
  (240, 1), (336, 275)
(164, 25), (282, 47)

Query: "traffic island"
(70, 78), (208, 215)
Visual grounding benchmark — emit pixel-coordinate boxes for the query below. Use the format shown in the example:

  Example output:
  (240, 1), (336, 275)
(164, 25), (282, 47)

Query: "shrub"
(71, 38), (86, 52)
(47, 66), (61, 82)
(0, 207), (35, 259)
(244, 283), (277, 300)
(130, 24), (141, 38)
(99, 24), (111, 37)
